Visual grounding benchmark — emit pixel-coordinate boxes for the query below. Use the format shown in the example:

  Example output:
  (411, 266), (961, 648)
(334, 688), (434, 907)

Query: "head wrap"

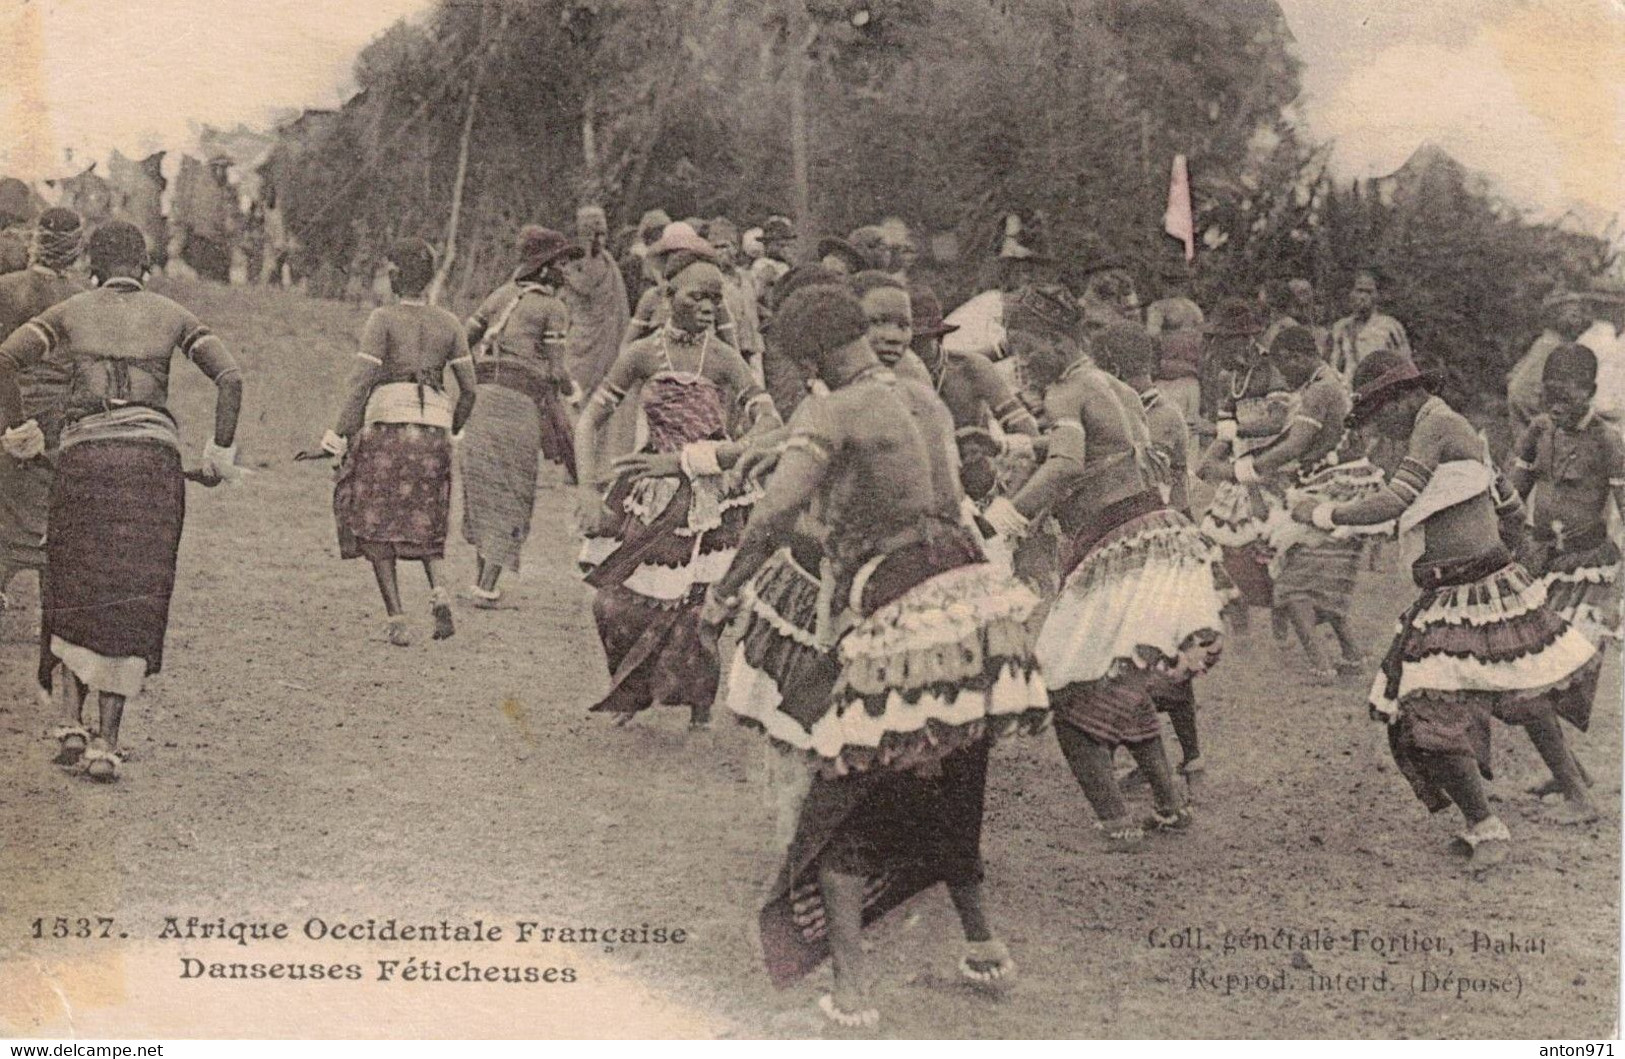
(31, 207), (84, 270)
(772, 285), (869, 366)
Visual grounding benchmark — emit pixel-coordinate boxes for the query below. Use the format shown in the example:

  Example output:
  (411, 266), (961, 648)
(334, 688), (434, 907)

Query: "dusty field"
(0, 278), (1619, 1039)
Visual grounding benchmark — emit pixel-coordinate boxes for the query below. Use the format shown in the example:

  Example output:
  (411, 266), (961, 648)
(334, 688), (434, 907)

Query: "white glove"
(320, 430), (348, 459)
(2, 419), (44, 460)
(202, 439), (241, 484)
(982, 496), (1029, 539)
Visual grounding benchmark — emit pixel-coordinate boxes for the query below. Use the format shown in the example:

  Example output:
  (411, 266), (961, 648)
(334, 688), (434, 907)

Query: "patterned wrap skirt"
(40, 438), (185, 698)
(1372, 550), (1600, 809)
(460, 384), (542, 572)
(1039, 492), (1225, 746)
(334, 422), (453, 561)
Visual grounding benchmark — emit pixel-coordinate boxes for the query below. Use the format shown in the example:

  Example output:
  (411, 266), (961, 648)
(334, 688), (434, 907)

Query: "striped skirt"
(460, 384), (542, 572)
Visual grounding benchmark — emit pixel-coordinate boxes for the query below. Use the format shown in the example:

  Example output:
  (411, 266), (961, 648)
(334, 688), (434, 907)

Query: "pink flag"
(1164, 154), (1194, 261)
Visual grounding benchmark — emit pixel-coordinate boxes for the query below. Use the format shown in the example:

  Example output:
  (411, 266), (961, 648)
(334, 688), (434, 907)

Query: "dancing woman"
(460, 226), (581, 604)
(703, 284), (1046, 1027)
(321, 239), (475, 646)
(574, 254), (781, 728)
(1291, 351), (1600, 857)
(990, 321), (1225, 850)
(1243, 326), (1391, 679)
(0, 221), (243, 782)
(1196, 299), (1292, 628)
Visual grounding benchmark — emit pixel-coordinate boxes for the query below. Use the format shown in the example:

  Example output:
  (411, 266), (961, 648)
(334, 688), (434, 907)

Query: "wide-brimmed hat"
(647, 221), (716, 259)
(909, 285), (958, 339)
(1347, 349), (1432, 428)
(815, 236), (868, 274)
(1204, 297), (1264, 337)
(515, 225), (584, 276)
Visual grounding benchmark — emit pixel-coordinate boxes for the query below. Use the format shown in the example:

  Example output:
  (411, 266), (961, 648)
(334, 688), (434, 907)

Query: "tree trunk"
(430, 75), (482, 306)
(785, 2), (817, 251)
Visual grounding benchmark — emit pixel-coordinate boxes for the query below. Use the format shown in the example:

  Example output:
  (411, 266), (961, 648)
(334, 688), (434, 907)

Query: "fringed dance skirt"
(0, 451), (51, 574)
(727, 542), (836, 745)
(748, 524), (1046, 986)
(1519, 530), (1621, 650)
(334, 422), (452, 561)
(825, 553), (1048, 775)
(1039, 494), (1225, 746)
(40, 439), (185, 698)
(1201, 479), (1283, 549)
(580, 470), (757, 715)
(1372, 551), (1600, 807)
(460, 384), (542, 572)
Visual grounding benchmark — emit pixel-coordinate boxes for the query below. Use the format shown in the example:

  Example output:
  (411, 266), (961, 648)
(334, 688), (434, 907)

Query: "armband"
(1311, 503), (1338, 532)
(1234, 455), (1260, 484)
(1216, 419), (1238, 444)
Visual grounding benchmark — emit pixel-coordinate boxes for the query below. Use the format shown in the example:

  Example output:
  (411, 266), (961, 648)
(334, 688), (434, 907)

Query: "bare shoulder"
(1414, 398), (1479, 461)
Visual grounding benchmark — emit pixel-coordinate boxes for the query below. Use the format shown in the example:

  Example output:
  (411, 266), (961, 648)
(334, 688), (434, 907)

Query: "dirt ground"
(0, 278), (1619, 1039)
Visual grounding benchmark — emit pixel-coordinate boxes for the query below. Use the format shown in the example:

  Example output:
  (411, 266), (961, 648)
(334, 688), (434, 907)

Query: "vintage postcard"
(0, 0), (1621, 1041)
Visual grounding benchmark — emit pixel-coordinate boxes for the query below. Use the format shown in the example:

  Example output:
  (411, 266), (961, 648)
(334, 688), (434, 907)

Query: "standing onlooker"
(1329, 269), (1411, 385)
(1146, 265), (1205, 432)
(1507, 289), (1590, 431)
(617, 208), (671, 313)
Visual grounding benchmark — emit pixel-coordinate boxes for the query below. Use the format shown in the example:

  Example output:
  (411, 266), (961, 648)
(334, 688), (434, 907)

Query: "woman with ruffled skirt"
(574, 255), (780, 728)
(703, 284), (1047, 1028)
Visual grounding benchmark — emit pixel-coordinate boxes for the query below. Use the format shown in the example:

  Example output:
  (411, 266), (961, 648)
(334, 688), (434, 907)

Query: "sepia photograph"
(0, 0), (1622, 1042)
